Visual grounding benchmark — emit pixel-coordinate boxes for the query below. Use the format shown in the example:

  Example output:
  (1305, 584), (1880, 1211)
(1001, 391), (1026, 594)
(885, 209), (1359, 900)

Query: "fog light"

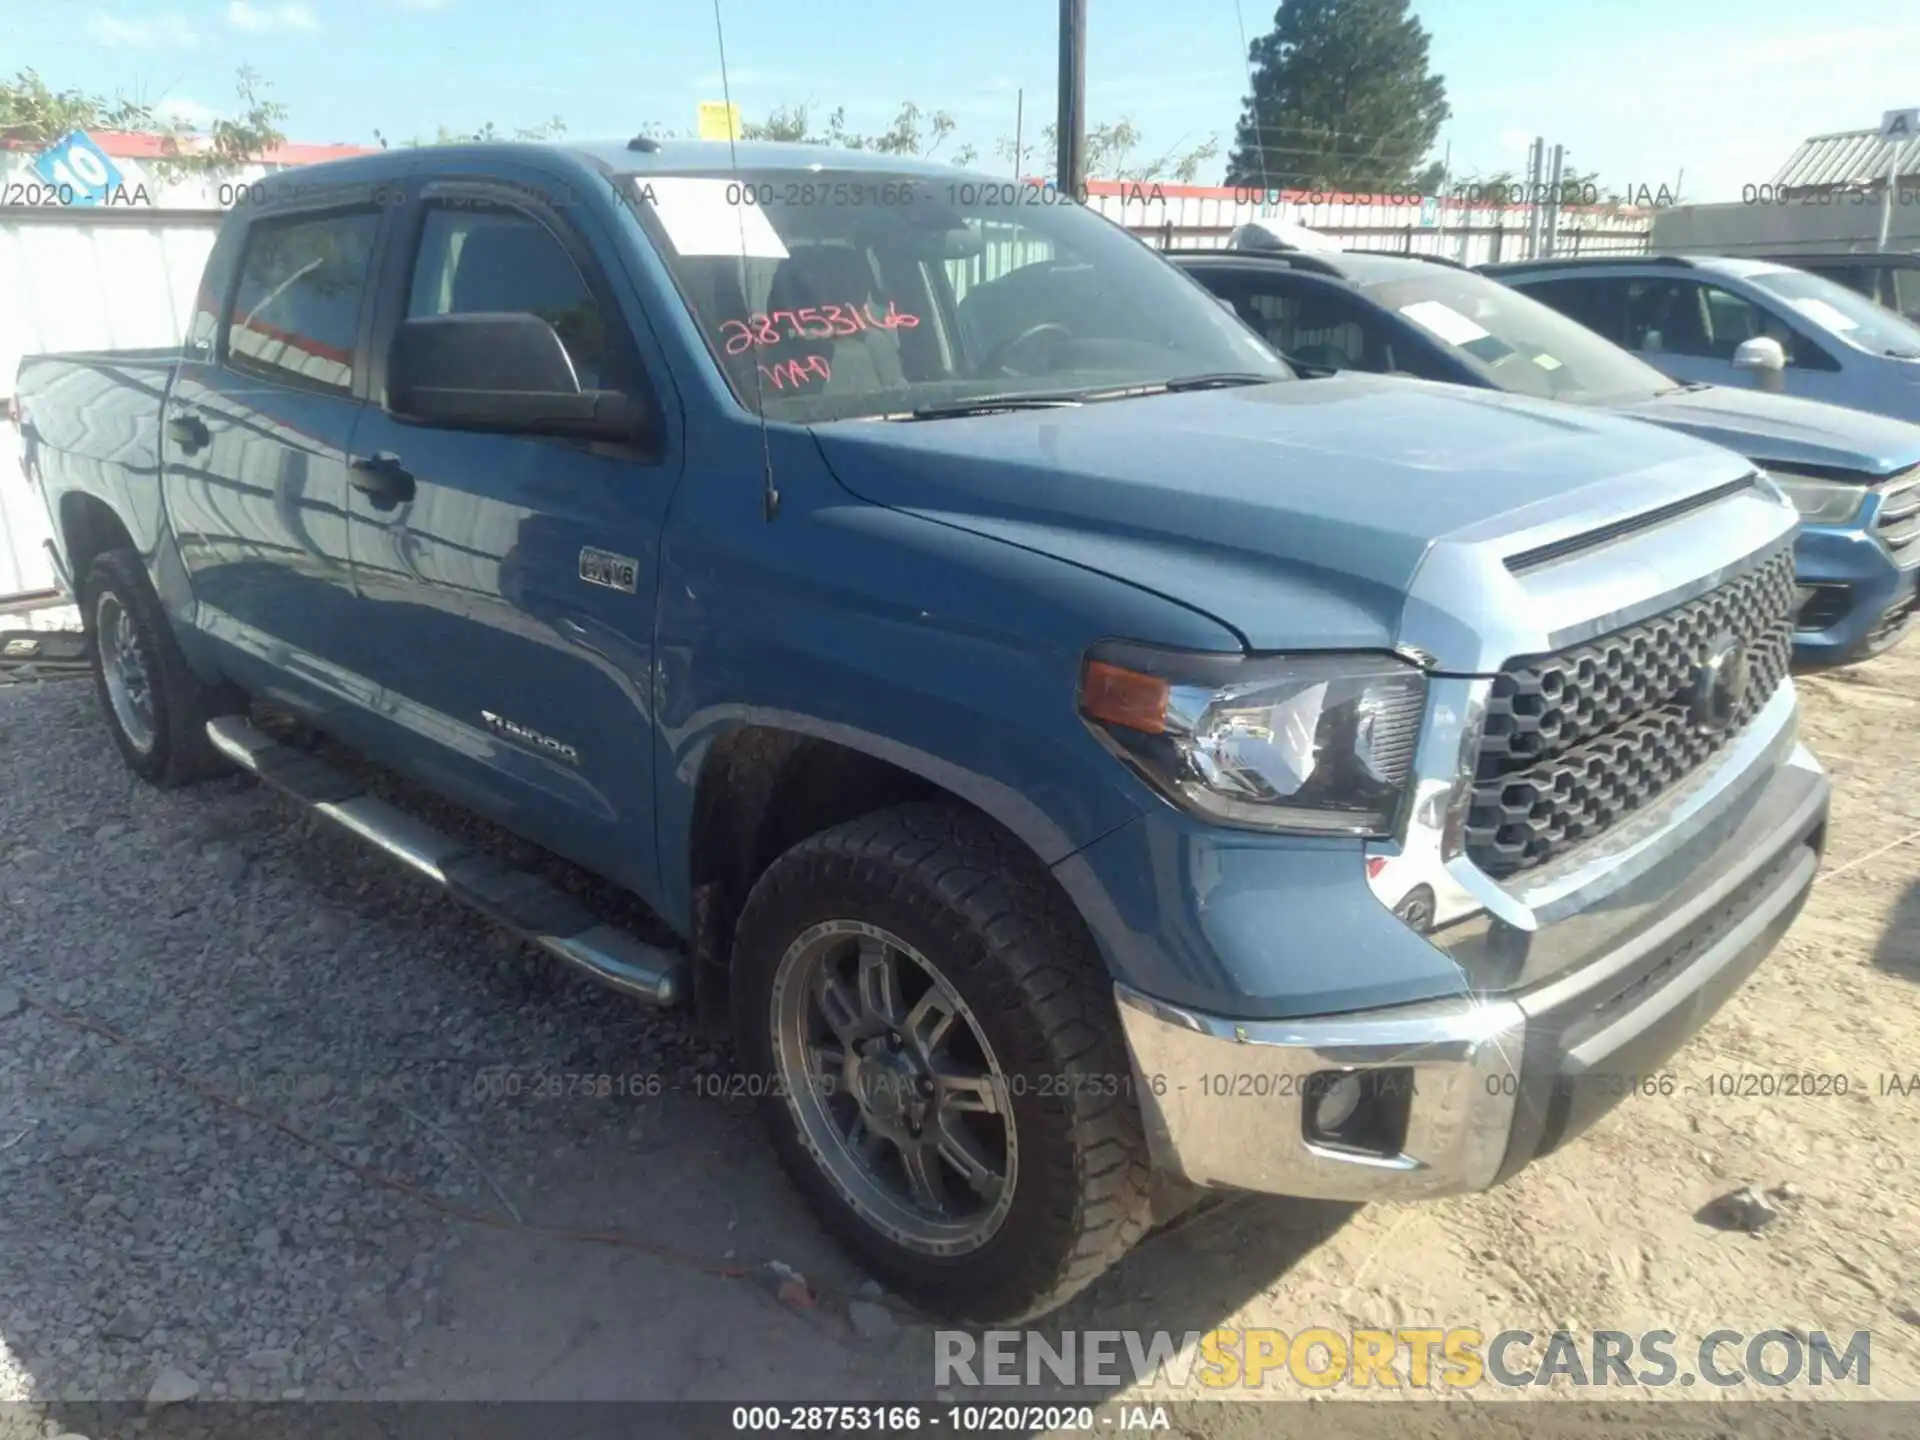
(1795, 583), (1851, 632)
(1311, 1073), (1365, 1134)
(1304, 1066), (1416, 1155)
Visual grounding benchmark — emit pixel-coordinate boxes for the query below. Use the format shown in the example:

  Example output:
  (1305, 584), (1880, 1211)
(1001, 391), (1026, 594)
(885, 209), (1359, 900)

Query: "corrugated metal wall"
(1083, 189), (1652, 264)
(1649, 198), (1920, 255)
(0, 211), (221, 609)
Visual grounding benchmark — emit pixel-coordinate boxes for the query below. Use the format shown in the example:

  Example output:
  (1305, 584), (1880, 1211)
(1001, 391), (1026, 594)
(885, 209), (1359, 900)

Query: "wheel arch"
(680, 718), (1102, 1031)
(59, 493), (138, 615)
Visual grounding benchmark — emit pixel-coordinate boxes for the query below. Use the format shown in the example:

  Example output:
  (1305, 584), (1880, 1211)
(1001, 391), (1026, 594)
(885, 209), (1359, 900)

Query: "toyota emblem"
(1690, 633), (1750, 732)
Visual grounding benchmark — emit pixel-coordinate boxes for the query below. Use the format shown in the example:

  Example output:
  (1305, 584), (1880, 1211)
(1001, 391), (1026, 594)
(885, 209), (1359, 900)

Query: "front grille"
(1879, 469), (1920, 557)
(1465, 546), (1796, 878)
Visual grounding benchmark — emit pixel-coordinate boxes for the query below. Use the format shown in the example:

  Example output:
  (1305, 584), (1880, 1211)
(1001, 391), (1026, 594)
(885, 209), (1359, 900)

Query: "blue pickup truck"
(12, 141), (1831, 1323)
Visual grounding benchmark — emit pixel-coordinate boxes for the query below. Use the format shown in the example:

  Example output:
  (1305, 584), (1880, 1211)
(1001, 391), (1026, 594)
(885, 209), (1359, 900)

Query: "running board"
(205, 716), (688, 1007)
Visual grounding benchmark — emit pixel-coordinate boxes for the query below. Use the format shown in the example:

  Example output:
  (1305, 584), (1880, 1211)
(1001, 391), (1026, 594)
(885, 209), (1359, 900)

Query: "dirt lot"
(0, 637), (1916, 1434)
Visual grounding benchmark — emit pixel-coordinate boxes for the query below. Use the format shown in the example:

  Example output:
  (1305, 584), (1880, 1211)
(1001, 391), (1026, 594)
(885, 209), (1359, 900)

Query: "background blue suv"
(1177, 247), (1920, 665)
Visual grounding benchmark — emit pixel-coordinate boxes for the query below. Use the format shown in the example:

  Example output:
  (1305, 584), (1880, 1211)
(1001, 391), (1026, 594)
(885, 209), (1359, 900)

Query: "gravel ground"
(2, 636), (1918, 1430)
(0, 675), (731, 1406)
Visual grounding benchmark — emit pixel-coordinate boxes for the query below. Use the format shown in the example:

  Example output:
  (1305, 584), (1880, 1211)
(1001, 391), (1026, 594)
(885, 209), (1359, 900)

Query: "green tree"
(999, 120), (1220, 183)
(740, 101), (974, 163)
(1225, 0), (1449, 192)
(373, 116), (571, 147)
(0, 66), (286, 178)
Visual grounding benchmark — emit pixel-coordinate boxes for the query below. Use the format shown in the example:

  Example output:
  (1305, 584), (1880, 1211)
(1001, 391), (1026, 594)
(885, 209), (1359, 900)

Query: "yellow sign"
(697, 102), (741, 142)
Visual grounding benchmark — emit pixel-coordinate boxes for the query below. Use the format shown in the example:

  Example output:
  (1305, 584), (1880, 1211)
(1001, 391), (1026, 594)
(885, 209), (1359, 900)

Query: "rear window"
(224, 209), (382, 392)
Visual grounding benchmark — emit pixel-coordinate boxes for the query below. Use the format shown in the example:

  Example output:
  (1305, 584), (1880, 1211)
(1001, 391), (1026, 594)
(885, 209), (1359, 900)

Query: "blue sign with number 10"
(32, 131), (125, 207)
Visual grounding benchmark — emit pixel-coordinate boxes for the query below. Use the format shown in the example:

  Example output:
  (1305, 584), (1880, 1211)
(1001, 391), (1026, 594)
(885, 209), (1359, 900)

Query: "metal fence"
(1077, 184), (1653, 264)
(0, 208), (221, 613)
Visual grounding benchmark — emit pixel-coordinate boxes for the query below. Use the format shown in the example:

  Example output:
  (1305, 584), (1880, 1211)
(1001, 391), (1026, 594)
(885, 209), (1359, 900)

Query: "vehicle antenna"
(712, 0), (780, 521)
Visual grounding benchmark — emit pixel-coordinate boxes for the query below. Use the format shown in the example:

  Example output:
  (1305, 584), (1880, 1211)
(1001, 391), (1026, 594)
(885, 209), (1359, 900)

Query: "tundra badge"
(481, 710), (581, 765)
(579, 547), (639, 594)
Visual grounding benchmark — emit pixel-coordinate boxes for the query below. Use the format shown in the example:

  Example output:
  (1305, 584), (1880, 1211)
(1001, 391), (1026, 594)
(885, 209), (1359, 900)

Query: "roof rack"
(1483, 254), (1695, 272)
(1166, 248), (1349, 279)
(1395, 250), (1469, 270)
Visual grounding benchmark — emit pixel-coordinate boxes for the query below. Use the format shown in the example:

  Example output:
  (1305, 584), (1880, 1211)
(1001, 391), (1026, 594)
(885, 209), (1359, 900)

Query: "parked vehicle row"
(1175, 246), (1920, 666)
(1483, 255), (1920, 426)
(1741, 250), (1920, 327)
(12, 142), (1836, 1322)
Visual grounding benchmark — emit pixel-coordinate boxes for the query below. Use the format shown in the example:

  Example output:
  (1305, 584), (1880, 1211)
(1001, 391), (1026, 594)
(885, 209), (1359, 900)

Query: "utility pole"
(1013, 88), (1024, 178)
(1543, 143), (1565, 257)
(1524, 137), (1545, 258)
(1057, 0), (1087, 197)
(1876, 110), (1919, 252)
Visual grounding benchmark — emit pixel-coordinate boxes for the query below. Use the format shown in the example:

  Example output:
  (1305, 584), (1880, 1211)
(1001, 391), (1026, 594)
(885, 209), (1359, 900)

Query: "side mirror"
(387, 313), (647, 442)
(1733, 335), (1787, 392)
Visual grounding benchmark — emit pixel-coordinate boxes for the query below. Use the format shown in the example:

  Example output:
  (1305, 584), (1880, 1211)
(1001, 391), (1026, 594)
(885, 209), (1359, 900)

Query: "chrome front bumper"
(1114, 732), (1829, 1202)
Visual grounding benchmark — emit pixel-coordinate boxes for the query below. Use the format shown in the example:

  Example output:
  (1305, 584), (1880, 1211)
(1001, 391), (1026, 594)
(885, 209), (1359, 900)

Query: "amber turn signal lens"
(1080, 659), (1171, 735)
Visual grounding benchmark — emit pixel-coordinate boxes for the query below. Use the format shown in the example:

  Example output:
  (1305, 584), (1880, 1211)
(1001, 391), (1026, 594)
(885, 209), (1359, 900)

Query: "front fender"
(652, 433), (1241, 927)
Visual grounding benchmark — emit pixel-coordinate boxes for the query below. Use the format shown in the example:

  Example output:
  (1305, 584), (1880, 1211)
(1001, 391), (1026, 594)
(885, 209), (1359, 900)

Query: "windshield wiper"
(1157, 371), (1280, 392)
(1656, 381), (1714, 395)
(886, 372), (1278, 420)
(1072, 372), (1283, 402)
(890, 393), (1089, 421)
(1883, 348), (1920, 360)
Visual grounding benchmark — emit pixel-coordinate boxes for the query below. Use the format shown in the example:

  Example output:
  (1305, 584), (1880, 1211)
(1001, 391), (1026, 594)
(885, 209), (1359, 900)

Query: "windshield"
(621, 170), (1289, 421)
(1745, 267), (1920, 359)
(1364, 270), (1675, 403)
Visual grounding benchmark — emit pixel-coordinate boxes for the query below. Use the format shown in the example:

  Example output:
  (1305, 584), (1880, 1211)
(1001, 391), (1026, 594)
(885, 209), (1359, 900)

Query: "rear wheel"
(84, 548), (242, 786)
(733, 802), (1152, 1322)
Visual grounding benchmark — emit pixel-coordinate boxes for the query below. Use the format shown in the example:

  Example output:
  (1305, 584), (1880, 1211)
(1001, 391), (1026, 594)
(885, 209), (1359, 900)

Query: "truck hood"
(1611, 384), (1920, 478)
(811, 374), (1793, 669)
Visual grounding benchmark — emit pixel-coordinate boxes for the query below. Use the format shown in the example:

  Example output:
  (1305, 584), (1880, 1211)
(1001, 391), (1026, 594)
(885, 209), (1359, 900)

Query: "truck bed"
(14, 348), (183, 582)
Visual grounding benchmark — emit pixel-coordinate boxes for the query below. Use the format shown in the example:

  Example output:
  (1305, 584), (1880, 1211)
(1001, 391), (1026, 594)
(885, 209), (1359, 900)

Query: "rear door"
(342, 171), (681, 894)
(165, 194), (392, 704)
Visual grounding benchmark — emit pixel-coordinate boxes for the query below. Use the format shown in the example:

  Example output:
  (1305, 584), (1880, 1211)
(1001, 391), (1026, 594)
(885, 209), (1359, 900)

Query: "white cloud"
(226, 1), (318, 33)
(1447, 20), (1920, 203)
(87, 12), (197, 47)
(392, 0), (452, 9)
(690, 69), (807, 91)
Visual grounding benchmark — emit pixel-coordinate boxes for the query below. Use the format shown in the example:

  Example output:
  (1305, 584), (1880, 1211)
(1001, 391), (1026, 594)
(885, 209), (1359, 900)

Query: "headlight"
(1763, 468), (1868, 524)
(1077, 642), (1428, 836)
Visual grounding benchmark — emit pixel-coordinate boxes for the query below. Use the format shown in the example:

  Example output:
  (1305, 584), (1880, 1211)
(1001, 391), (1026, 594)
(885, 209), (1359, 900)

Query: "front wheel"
(732, 802), (1152, 1322)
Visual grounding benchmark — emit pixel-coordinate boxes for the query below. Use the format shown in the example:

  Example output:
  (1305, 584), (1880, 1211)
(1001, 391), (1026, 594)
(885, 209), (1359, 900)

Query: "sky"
(11, 0), (1920, 202)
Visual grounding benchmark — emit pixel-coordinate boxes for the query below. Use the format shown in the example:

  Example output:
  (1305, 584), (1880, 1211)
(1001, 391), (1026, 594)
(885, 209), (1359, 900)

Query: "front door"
(343, 176), (681, 895)
(1616, 276), (1851, 406)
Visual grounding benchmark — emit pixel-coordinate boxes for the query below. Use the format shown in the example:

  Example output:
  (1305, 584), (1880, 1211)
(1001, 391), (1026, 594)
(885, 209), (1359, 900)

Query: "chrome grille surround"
(1464, 545), (1797, 878)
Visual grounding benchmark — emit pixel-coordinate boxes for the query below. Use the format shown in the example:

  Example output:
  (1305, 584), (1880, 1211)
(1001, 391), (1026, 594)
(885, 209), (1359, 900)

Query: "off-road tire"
(84, 548), (243, 787)
(732, 801), (1153, 1322)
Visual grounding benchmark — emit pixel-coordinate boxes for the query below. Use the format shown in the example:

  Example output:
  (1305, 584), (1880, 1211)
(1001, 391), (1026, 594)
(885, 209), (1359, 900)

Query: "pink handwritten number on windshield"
(719, 301), (920, 355)
(758, 355), (833, 390)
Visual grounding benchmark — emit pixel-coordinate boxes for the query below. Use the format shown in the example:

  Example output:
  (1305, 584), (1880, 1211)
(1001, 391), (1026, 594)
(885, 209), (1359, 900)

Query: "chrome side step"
(205, 716), (688, 1007)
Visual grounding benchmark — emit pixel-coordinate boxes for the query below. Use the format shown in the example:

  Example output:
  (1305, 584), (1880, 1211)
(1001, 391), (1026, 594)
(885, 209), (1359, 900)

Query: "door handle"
(349, 451), (416, 510)
(166, 411), (210, 454)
